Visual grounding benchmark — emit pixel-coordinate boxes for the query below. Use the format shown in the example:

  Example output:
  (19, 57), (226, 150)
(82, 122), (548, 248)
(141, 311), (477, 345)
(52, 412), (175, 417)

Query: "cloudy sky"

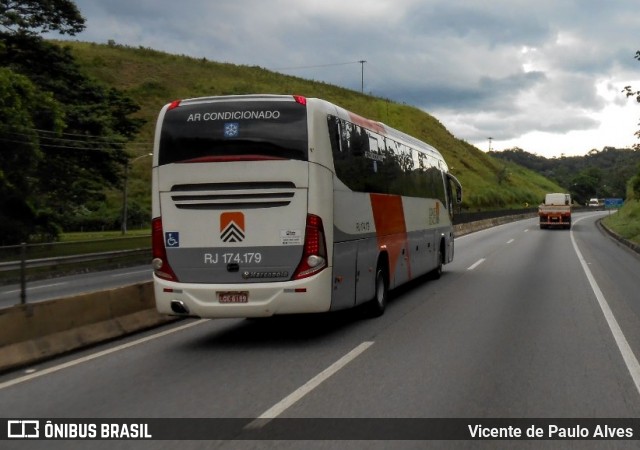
(61, 0), (640, 157)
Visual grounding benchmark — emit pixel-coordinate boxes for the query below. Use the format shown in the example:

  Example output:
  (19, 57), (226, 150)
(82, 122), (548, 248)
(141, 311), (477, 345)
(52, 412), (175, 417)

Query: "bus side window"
(327, 116), (342, 154)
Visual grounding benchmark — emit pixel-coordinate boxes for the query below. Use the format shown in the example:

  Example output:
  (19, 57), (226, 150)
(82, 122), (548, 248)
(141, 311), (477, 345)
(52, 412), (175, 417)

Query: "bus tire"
(430, 243), (444, 280)
(363, 264), (388, 318)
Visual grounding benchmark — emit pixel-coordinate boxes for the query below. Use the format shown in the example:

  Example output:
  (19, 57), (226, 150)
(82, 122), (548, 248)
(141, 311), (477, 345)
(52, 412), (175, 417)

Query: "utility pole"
(359, 60), (367, 93)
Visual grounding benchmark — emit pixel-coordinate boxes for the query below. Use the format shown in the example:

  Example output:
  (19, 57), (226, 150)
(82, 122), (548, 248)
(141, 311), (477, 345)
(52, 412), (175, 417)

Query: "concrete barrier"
(454, 212), (537, 237)
(0, 282), (177, 373)
(0, 214), (536, 373)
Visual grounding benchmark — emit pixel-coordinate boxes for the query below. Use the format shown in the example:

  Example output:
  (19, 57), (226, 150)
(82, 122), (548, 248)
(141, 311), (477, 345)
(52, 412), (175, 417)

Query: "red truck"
(539, 193), (571, 229)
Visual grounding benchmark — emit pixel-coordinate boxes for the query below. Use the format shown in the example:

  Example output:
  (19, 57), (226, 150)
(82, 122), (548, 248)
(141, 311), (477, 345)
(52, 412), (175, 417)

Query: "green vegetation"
(1, 4), (144, 244)
(59, 229), (150, 242)
(490, 147), (640, 205)
(603, 201), (640, 245)
(62, 40), (564, 215)
(603, 166), (640, 245)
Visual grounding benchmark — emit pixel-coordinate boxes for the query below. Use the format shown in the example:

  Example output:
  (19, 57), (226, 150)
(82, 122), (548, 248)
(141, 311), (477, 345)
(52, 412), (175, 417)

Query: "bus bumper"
(153, 270), (333, 318)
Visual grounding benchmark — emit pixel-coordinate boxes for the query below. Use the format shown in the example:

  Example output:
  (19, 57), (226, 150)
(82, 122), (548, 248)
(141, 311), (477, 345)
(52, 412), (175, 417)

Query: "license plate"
(218, 291), (249, 304)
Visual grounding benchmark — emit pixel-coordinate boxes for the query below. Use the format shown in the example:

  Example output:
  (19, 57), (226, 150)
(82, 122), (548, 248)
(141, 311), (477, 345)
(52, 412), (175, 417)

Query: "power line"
(6, 130), (124, 147)
(32, 127), (123, 140)
(0, 136), (150, 154)
(272, 60), (362, 71)
(0, 127), (152, 153)
(21, 127), (152, 146)
(0, 136), (124, 153)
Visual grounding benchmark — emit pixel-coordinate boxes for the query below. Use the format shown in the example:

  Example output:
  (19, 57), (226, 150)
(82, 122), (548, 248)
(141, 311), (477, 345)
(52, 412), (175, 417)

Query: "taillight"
(293, 95), (307, 106)
(152, 217), (178, 281)
(292, 214), (327, 280)
(167, 99), (181, 111)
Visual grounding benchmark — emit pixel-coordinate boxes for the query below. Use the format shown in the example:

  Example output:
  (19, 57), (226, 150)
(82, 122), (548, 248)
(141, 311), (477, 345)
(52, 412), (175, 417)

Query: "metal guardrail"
(0, 248), (149, 272)
(452, 208), (538, 225)
(0, 235), (150, 260)
(1, 244), (151, 305)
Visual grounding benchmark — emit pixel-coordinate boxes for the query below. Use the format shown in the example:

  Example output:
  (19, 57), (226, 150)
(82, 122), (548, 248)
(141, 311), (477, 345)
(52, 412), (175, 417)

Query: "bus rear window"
(158, 100), (308, 165)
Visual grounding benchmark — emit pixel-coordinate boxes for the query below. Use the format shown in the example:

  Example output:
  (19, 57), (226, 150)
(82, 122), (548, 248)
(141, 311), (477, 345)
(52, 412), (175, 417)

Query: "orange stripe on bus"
(370, 194), (412, 281)
(348, 111), (386, 134)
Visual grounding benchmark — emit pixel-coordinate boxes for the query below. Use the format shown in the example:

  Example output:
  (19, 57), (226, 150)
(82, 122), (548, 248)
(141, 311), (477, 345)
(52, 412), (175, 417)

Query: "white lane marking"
(524, 229), (529, 233)
(0, 319), (209, 390)
(29, 282), (67, 291)
(506, 239), (515, 244)
(245, 341), (374, 429)
(571, 216), (640, 397)
(110, 269), (152, 278)
(467, 258), (486, 271)
(3, 282), (66, 294)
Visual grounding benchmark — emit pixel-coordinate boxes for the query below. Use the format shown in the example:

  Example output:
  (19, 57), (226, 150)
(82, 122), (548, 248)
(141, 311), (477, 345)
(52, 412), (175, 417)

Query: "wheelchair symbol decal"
(165, 232), (180, 248)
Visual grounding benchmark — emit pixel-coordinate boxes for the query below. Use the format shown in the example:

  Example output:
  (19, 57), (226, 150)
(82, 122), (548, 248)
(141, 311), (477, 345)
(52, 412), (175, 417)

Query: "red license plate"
(218, 291), (249, 304)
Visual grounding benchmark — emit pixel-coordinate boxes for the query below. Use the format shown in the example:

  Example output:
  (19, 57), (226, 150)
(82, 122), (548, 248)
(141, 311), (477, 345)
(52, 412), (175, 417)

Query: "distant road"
(0, 265), (152, 309)
(2, 211), (640, 447)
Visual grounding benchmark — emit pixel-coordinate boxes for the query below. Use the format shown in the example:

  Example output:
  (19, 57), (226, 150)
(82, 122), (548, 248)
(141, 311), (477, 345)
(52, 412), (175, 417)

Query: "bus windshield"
(158, 99), (308, 165)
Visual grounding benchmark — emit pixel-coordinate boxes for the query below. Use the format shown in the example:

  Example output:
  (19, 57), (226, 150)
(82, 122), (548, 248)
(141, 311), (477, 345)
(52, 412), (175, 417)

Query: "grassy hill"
(59, 40), (564, 215)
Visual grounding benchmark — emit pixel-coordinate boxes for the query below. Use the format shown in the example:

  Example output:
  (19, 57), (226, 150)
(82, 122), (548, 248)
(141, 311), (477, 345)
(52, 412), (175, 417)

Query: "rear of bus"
(151, 95), (333, 318)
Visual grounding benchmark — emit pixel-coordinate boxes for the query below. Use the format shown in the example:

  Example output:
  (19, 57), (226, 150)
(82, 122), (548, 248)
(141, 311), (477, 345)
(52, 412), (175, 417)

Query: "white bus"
(152, 94), (462, 318)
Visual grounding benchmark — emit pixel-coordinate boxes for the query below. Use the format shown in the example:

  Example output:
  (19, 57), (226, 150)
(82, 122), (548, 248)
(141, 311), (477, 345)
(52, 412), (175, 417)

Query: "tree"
(0, 67), (64, 243)
(0, 1), (144, 242)
(623, 51), (640, 200)
(0, 0), (85, 36)
(570, 167), (603, 205)
(623, 51), (640, 150)
(1, 34), (144, 230)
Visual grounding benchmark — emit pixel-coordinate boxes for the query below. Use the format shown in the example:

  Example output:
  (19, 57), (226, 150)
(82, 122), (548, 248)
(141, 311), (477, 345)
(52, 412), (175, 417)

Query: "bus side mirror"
(447, 173), (463, 204)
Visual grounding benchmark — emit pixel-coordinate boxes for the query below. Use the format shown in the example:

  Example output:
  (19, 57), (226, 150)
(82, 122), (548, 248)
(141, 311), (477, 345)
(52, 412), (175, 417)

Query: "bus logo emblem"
(220, 212), (245, 242)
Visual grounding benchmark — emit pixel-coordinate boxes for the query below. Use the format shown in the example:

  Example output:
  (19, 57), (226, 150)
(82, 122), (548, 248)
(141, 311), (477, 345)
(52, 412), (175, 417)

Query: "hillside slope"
(60, 40), (564, 212)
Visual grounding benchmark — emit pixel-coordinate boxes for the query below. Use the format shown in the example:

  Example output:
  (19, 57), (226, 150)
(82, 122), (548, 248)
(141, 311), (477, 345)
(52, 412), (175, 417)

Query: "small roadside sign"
(604, 198), (624, 209)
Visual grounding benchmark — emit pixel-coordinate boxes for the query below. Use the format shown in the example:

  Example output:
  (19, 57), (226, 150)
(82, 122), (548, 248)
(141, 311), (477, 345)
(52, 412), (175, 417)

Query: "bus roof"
(163, 94), (447, 168)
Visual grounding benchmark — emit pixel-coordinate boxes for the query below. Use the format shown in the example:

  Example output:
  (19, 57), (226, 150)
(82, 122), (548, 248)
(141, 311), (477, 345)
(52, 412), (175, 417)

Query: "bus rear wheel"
(430, 243), (444, 280)
(363, 265), (388, 318)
